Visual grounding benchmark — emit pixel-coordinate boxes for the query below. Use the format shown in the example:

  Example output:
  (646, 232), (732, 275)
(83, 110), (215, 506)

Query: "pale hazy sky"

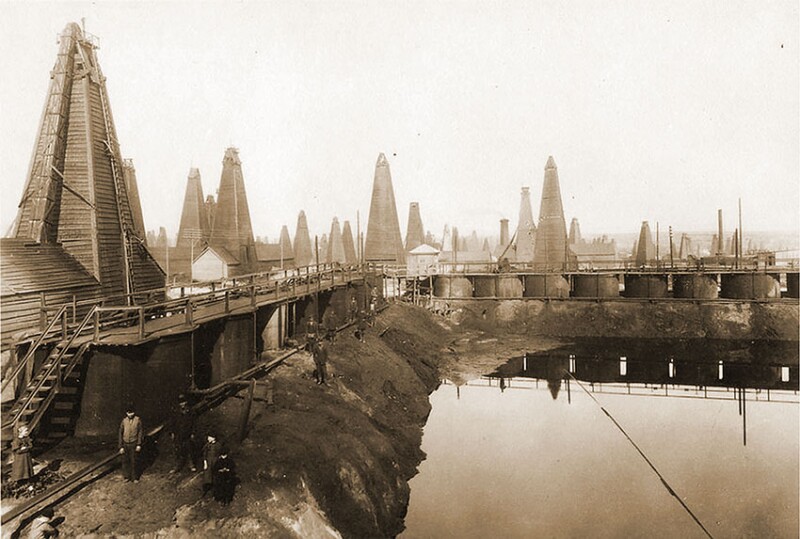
(1, 1), (797, 243)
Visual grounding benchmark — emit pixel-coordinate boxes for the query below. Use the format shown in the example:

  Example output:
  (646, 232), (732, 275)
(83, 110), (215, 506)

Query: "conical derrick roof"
(634, 221), (657, 266)
(467, 230), (480, 252)
(293, 210), (313, 267)
(441, 224), (452, 252)
(11, 22), (163, 299)
(279, 225), (294, 261)
(515, 187), (536, 263)
(177, 167), (211, 248)
(678, 233), (692, 260)
(568, 217), (582, 245)
(342, 220), (357, 264)
(209, 147), (256, 273)
(319, 234), (329, 264)
(364, 153), (405, 264)
(122, 159), (147, 244)
(404, 202), (425, 252)
(532, 156), (568, 270)
(327, 217), (347, 264)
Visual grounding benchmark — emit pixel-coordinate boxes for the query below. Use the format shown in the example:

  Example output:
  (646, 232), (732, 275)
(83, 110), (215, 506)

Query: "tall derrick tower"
(208, 147), (257, 273)
(11, 22), (164, 299)
(293, 211), (313, 267)
(404, 202), (425, 252)
(532, 156), (568, 270)
(177, 168), (211, 248)
(364, 153), (405, 264)
(514, 187), (536, 263)
(341, 220), (357, 264)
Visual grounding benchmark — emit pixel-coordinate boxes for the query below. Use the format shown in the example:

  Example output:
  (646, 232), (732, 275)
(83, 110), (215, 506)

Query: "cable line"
(564, 370), (714, 539)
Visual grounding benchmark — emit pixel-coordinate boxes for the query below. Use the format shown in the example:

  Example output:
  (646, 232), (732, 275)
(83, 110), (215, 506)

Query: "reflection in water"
(403, 339), (799, 538)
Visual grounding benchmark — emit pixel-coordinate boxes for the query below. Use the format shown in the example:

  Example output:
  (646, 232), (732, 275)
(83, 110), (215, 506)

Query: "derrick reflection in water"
(403, 338), (799, 538)
(483, 338), (799, 446)
(488, 338), (799, 394)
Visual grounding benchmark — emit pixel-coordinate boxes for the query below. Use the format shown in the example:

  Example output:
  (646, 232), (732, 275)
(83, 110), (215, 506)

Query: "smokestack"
(717, 209), (724, 255)
(500, 219), (509, 247)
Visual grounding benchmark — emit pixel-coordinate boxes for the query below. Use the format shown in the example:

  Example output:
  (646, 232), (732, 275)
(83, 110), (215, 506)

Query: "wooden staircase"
(2, 307), (97, 451)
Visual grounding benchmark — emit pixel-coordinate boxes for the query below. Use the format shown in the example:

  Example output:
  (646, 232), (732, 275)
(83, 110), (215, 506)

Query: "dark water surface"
(402, 339), (799, 538)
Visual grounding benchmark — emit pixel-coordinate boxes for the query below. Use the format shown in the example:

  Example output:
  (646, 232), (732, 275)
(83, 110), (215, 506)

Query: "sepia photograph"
(0, 1), (797, 537)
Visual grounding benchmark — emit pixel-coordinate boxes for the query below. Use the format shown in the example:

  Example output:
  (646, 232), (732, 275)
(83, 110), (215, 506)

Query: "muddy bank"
(10, 303), (552, 538)
(440, 299), (799, 341)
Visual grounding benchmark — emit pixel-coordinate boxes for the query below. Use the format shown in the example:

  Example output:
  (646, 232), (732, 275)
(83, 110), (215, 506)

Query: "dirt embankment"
(11, 302), (550, 538)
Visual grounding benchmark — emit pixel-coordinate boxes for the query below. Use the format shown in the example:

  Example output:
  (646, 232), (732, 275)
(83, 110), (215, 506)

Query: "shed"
(407, 244), (440, 277)
(192, 246), (240, 281)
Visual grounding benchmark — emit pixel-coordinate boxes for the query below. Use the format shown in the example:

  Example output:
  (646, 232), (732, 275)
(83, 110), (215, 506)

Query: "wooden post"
(225, 290), (230, 313)
(185, 300), (193, 327)
(237, 379), (256, 442)
(72, 294), (77, 324)
(39, 292), (46, 331)
(61, 309), (68, 340)
(93, 309), (100, 343)
(138, 307), (145, 340)
(278, 304), (284, 348)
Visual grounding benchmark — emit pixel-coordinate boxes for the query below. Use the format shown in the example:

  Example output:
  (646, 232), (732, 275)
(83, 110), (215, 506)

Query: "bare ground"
(5, 302), (563, 538)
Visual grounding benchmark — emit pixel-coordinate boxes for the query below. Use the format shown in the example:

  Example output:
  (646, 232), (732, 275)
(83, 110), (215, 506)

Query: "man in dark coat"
(170, 400), (196, 473)
(212, 446), (237, 505)
(322, 307), (337, 343)
(348, 296), (359, 323)
(355, 311), (367, 343)
(118, 406), (143, 482)
(202, 434), (220, 495)
(312, 340), (328, 385)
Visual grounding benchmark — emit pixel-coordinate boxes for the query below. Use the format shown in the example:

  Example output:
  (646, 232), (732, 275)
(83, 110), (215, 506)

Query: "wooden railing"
(1, 305), (68, 394)
(17, 264), (374, 350)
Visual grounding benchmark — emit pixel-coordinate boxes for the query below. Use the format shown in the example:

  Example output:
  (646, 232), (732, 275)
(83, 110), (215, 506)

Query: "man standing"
(355, 310), (367, 343)
(170, 399), (196, 473)
(118, 406), (143, 482)
(322, 307), (337, 343)
(312, 339), (328, 385)
(202, 433), (220, 496)
(348, 295), (359, 323)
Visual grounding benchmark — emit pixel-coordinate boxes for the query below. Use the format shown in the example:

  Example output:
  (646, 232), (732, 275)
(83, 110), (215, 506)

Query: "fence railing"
(12, 264), (376, 351)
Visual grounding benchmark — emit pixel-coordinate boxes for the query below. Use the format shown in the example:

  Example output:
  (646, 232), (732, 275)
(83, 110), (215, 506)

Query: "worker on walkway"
(312, 340), (328, 385)
(170, 398), (196, 473)
(118, 406), (143, 482)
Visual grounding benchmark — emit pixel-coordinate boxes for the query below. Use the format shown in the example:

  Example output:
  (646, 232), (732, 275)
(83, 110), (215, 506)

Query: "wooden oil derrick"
(10, 22), (164, 301)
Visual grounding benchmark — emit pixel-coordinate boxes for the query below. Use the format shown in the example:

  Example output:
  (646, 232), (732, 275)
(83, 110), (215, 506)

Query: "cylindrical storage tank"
(433, 276), (450, 297)
(720, 273), (780, 299)
(623, 274), (669, 298)
(523, 274), (570, 298)
(496, 275), (523, 298)
(673, 274), (719, 299)
(473, 276), (497, 297)
(572, 274), (620, 298)
(786, 273), (799, 299)
(433, 276), (473, 298)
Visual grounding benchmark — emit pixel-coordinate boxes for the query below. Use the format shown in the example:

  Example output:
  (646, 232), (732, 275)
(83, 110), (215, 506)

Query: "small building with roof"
(407, 244), (441, 277)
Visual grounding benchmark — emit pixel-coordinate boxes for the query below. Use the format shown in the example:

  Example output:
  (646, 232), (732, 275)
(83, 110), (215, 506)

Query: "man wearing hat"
(118, 405), (143, 482)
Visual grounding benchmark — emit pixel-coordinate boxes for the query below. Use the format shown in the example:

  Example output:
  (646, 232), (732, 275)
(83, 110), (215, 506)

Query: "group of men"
(117, 400), (236, 504)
